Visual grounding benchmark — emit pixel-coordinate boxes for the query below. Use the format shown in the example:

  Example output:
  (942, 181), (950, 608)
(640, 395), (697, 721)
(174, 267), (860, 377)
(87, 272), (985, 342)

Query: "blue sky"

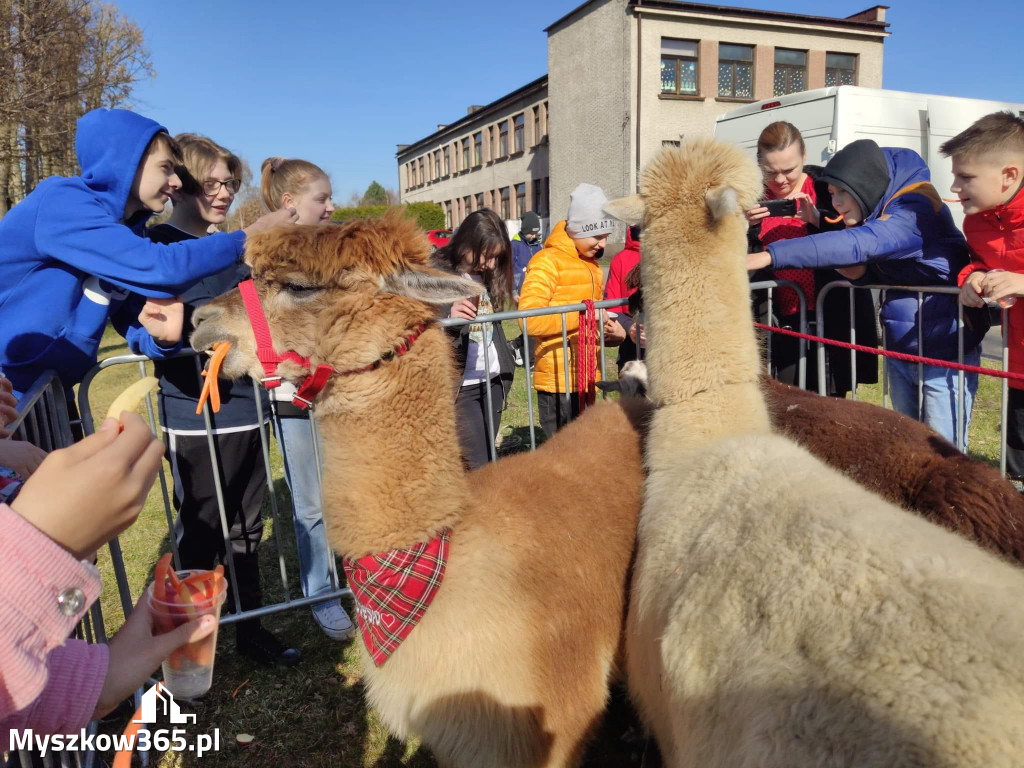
(116, 0), (1022, 202)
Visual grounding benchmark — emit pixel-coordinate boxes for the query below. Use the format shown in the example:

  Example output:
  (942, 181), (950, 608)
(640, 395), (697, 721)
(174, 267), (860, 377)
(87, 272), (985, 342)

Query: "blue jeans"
(887, 347), (980, 447)
(274, 411), (336, 599)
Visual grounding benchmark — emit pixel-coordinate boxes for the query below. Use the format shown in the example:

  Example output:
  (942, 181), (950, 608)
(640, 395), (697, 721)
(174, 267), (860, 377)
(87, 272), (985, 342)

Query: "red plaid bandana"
(343, 528), (450, 666)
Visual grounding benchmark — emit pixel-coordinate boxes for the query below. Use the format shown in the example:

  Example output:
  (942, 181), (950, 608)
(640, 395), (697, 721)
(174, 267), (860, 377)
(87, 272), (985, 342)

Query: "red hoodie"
(604, 227), (641, 315)
(957, 185), (1024, 389)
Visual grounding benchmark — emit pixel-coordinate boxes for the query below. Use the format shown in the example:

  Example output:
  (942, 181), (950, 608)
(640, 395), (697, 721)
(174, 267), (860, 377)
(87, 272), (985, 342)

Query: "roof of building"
(545, 0), (890, 34)
(396, 75), (548, 159)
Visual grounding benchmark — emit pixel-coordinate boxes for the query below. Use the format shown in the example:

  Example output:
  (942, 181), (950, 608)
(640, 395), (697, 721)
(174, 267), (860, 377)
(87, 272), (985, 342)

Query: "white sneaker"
(312, 598), (355, 641)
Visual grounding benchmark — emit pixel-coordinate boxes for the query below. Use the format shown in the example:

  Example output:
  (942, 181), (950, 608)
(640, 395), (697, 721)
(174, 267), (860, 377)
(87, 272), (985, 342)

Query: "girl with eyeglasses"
(149, 134), (303, 667)
(744, 121), (878, 398)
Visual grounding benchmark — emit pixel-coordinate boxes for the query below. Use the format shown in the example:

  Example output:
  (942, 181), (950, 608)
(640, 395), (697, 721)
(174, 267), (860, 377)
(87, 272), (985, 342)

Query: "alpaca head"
(190, 211), (481, 396)
(604, 137), (761, 271)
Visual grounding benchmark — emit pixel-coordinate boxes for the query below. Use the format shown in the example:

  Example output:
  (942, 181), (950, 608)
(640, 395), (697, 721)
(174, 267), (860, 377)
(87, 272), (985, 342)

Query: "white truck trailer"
(713, 86), (1024, 228)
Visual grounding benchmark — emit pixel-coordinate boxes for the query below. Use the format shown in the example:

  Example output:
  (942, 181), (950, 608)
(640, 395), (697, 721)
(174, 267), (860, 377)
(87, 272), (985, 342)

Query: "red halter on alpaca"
(236, 278), (425, 409)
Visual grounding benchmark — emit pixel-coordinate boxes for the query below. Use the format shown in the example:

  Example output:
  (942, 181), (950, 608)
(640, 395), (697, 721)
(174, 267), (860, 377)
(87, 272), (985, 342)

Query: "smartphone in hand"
(758, 198), (797, 217)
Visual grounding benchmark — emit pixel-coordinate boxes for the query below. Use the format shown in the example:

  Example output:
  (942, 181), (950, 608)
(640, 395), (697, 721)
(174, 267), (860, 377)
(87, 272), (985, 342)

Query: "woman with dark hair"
(435, 209), (517, 469)
(745, 121), (878, 397)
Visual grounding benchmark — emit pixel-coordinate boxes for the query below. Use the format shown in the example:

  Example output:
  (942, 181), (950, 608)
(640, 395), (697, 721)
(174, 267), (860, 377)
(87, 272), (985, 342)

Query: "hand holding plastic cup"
(984, 269), (1018, 309)
(147, 554), (227, 698)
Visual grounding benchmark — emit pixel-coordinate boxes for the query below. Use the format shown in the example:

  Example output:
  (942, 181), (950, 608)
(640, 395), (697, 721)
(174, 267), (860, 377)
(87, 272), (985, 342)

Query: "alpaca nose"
(192, 304), (222, 330)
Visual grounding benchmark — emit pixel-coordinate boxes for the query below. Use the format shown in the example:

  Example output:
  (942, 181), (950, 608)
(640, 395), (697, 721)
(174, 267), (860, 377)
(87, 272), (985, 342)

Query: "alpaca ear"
(705, 185), (741, 220)
(604, 195), (645, 226)
(382, 267), (483, 304)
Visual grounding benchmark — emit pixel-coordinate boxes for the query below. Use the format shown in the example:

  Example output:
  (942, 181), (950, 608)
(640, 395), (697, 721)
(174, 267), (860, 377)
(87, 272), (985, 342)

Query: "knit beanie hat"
(520, 211), (541, 236)
(818, 139), (891, 220)
(566, 183), (614, 237)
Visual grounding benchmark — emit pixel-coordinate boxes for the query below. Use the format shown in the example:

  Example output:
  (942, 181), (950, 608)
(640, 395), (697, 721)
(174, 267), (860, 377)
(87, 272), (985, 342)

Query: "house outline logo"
(133, 682), (196, 725)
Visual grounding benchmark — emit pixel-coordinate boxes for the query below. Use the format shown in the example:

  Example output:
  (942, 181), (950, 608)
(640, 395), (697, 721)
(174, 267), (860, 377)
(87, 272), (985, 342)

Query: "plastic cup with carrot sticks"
(148, 553), (227, 698)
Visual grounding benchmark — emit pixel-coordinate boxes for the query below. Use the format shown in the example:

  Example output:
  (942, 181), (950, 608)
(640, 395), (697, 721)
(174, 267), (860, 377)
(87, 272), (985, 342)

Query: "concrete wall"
(634, 9), (885, 177)
(547, 0), (633, 224)
(397, 86), (549, 227)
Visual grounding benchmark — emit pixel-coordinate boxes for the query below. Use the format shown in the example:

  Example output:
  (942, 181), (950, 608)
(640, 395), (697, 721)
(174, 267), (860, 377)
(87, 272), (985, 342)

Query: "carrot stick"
(195, 342), (232, 414)
(113, 700), (145, 768)
(153, 553), (172, 604)
(942, 197), (961, 203)
(824, 213), (845, 224)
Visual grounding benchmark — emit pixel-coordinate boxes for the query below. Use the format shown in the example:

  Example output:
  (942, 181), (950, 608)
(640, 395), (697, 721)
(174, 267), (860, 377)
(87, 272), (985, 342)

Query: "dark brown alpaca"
(765, 378), (1024, 565)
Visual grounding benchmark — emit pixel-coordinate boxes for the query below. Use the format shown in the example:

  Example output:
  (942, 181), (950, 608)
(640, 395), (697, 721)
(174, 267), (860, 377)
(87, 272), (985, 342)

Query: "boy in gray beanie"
(518, 182), (625, 438)
(565, 183), (615, 241)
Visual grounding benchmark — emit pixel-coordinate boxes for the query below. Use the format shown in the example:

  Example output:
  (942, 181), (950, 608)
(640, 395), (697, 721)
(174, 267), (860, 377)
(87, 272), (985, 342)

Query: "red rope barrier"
(754, 322), (1024, 383)
(577, 301), (598, 411)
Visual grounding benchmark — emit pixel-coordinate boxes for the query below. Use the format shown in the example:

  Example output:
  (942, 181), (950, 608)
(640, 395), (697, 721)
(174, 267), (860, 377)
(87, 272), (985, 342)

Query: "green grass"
(76, 326), (1007, 766)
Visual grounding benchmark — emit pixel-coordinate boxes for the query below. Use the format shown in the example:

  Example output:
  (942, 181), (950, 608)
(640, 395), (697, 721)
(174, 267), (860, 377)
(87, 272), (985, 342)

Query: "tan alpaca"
(606, 139), (1024, 768)
(190, 214), (649, 768)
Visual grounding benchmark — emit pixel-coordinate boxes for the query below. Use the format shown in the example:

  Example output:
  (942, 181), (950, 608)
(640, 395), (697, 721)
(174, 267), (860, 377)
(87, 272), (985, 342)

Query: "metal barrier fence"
(814, 281), (1008, 464)
(3, 372), (101, 768)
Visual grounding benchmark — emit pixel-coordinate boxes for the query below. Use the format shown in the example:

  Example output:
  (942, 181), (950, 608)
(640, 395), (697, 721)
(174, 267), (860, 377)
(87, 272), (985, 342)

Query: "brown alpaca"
(765, 378), (1024, 564)
(603, 358), (1024, 566)
(189, 213), (648, 768)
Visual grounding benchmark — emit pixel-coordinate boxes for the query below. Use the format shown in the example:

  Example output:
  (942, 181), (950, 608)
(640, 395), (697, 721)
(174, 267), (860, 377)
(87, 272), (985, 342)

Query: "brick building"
(397, 1), (889, 230)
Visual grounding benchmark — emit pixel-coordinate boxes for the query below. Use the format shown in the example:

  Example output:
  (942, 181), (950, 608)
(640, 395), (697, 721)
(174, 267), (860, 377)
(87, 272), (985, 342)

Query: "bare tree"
(0, 0), (153, 217)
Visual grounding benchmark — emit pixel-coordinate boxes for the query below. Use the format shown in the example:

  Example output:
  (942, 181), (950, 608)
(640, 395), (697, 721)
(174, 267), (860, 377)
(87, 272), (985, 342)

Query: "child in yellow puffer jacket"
(518, 183), (626, 438)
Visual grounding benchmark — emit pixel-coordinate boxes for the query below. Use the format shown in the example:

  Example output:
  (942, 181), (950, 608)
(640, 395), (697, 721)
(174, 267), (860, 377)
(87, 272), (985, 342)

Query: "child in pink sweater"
(0, 412), (215, 733)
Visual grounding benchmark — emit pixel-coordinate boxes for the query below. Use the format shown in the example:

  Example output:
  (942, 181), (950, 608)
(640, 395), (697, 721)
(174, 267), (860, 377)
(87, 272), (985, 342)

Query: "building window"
(444, 201), (452, 228)
(410, 162), (417, 187)
(515, 183), (526, 217)
(464, 195), (472, 215)
(499, 121), (509, 157)
(718, 43), (753, 99)
(500, 187), (510, 219)
(533, 181), (543, 213)
(476, 192), (484, 210)
(418, 157), (425, 184)
(661, 38), (699, 96)
(826, 52), (857, 87)
(443, 146), (450, 176)
(533, 107), (541, 144)
(543, 102), (548, 137)
(434, 151), (441, 178)
(473, 132), (483, 166)
(773, 48), (807, 96)
(461, 138), (470, 171)
(513, 114), (525, 153)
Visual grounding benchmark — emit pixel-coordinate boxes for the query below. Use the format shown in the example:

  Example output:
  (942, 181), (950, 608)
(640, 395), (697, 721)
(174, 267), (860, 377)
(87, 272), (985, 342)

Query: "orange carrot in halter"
(195, 342), (232, 414)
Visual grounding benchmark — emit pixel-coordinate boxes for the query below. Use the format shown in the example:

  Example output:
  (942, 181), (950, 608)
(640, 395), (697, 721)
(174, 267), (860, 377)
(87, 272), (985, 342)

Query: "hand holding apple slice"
(105, 376), (159, 424)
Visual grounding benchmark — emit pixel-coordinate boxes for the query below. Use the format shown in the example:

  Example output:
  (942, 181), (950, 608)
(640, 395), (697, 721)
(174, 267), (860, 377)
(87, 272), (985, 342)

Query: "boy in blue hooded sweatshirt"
(0, 108), (296, 399)
(747, 139), (989, 446)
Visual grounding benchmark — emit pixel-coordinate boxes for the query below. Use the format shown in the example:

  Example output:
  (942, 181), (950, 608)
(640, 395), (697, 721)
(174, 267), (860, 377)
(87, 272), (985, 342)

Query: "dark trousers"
(455, 377), (505, 470)
(537, 392), (581, 440)
(1006, 388), (1024, 478)
(165, 427), (268, 619)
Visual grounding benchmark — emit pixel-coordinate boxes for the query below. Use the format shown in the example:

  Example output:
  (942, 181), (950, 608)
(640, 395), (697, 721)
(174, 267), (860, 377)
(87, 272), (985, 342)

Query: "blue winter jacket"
(0, 109), (246, 396)
(767, 148), (987, 359)
(511, 233), (543, 294)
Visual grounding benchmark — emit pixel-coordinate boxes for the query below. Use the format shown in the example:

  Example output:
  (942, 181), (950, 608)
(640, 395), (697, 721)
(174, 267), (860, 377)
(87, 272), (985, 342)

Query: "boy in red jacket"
(943, 111), (1024, 484)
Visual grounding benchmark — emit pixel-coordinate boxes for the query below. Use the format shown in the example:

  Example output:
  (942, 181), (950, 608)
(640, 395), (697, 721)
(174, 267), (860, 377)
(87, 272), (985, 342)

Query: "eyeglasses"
(202, 178), (241, 195)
